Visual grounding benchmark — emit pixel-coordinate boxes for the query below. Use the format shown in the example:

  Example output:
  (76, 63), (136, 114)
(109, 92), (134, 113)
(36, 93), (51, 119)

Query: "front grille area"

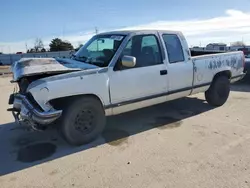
(18, 78), (30, 94)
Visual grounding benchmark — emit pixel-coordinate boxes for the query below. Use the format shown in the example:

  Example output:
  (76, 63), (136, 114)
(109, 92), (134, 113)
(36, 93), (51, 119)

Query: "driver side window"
(117, 34), (163, 70)
(121, 40), (132, 56)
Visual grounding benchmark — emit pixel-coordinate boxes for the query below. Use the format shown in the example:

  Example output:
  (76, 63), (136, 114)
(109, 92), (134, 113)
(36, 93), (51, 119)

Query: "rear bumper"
(8, 93), (62, 127)
(230, 72), (246, 83)
(244, 62), (250, 74)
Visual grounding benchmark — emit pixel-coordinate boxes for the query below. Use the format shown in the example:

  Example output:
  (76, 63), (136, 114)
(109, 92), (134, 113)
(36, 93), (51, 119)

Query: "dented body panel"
(27, 67), (110, 113)
(8, 29), (245, 130)
(11, 57), (98, 81)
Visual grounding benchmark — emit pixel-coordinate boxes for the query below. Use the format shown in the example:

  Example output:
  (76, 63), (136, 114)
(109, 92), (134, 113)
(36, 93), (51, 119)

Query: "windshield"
(73, 34), (125, 67)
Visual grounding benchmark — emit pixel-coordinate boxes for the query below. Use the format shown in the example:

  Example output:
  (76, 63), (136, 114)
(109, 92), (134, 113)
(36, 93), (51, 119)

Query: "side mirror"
(121, 55), (136, 68)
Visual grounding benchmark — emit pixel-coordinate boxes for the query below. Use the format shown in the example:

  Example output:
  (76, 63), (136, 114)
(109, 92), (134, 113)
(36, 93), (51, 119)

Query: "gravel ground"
(0, 77), (250, 188)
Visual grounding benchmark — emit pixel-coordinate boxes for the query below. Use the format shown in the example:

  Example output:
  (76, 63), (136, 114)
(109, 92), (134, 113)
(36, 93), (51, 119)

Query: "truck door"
(160, 33), (193, 99)
(109, 34), (169, 114)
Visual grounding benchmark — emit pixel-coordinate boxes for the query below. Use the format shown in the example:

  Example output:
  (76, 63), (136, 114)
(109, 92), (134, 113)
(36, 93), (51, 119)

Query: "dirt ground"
(0, 66), (11, 76)
(0, 76), (250, 188)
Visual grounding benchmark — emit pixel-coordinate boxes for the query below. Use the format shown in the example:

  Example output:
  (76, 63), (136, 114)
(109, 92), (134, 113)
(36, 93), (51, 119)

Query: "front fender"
(28, 69), (110, 112)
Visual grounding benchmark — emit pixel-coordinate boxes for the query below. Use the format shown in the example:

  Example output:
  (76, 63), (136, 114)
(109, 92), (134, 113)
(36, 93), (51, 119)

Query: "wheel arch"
(205, 70), (231, 107)
(205, 70), (231, 92)
(49, 94), (106, 110)
(212, 70), (232, 82)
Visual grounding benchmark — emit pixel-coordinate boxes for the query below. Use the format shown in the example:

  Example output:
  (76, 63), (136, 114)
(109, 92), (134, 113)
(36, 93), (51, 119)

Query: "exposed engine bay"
(16, 73), (66, 94)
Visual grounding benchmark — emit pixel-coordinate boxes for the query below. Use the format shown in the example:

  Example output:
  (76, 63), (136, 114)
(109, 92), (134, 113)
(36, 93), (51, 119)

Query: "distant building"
(206, 43), (227, 51)
(227, 45), (244, 51)
(0, 50), (73, 65)
(190, 43), (250, 55)
(190, 46), (205, 51)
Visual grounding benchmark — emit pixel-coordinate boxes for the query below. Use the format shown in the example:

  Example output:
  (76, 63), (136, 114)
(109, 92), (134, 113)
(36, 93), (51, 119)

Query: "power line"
(25, 42), (28, 51)
(95, 27), (99, 51)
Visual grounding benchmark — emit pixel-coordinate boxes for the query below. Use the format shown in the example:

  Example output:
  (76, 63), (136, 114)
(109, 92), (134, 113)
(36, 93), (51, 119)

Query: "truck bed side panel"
(191, 51), (244, 94)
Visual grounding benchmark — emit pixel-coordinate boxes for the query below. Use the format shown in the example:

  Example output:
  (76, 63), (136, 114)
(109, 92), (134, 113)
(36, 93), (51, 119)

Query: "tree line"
(27, 37), (79, 53)
(27, 39), (247, 53)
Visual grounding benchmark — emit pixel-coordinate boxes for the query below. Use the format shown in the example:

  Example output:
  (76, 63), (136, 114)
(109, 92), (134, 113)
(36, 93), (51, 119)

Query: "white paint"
(112, 95), (167, 115)
(158, 31), (193, 97)
(12, 30), (245, 125)
(192, 51), (244, 93)
(109, 64), (168, 104)
(28, 69), (111, 112)
(12, 57), (98, 81)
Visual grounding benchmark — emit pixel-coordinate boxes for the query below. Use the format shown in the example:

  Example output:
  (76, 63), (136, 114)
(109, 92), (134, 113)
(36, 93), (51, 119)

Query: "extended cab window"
(121, 34), (162, 68)
(162, 34), (184, 63)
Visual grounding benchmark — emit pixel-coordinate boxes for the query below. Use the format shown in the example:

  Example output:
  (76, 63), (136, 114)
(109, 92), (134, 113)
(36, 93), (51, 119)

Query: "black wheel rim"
(74, 109), (96, 134)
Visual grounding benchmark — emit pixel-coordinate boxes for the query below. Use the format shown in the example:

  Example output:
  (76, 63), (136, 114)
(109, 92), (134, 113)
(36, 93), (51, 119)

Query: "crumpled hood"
(11, 57), (98, 81)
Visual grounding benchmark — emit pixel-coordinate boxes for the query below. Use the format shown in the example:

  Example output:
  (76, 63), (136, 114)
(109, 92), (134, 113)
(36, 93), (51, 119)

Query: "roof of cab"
(97, 29), (181, 36)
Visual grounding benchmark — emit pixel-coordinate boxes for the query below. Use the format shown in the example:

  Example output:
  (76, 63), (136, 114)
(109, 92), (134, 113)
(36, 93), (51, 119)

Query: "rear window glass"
(162, 34), (184, 63)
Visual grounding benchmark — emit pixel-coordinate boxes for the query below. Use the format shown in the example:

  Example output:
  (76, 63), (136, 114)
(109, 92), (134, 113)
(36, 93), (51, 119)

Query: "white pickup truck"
(8, 30), (246, 146)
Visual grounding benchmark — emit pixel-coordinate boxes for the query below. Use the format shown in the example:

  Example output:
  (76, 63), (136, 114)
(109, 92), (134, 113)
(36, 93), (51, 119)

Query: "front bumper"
(8, 93), (62, 127)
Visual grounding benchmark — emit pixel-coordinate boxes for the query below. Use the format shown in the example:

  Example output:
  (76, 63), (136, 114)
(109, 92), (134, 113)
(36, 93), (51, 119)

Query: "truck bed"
(190, 49), (225, 57)
(191, 51), (244, 92)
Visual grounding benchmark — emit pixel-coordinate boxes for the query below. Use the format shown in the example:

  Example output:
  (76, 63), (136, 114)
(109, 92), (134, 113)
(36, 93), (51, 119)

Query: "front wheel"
(60, 97), (106, 146)
(205, 76), (230, 107)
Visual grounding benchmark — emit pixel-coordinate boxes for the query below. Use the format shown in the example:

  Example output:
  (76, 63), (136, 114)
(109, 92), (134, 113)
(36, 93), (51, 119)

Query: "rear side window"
(162, 34), (184, 63)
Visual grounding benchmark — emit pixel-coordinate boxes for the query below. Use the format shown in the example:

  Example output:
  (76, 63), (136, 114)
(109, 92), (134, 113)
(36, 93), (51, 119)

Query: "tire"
(205, 76), (230, 107)
(60, 97), (106, 146)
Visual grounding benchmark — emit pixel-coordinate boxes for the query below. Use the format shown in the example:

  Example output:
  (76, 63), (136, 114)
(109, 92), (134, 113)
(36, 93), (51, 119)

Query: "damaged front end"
(8, 57), (98, 130)
(8, 76), (63, 130)
(8, 93), (62, 130)
(7, 57), (85, 130)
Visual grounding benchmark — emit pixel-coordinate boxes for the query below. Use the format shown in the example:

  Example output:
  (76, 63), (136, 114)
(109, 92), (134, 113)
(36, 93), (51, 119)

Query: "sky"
(1, 0), (250, 53)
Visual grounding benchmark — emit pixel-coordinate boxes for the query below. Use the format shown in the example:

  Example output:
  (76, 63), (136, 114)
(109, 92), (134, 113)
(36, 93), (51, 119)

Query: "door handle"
(160, 70), (168, 75)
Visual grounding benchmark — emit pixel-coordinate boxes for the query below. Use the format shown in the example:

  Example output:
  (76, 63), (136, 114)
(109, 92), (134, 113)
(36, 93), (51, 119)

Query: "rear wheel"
(60, 97), (106, 146)
(205, 76), (230, 107)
